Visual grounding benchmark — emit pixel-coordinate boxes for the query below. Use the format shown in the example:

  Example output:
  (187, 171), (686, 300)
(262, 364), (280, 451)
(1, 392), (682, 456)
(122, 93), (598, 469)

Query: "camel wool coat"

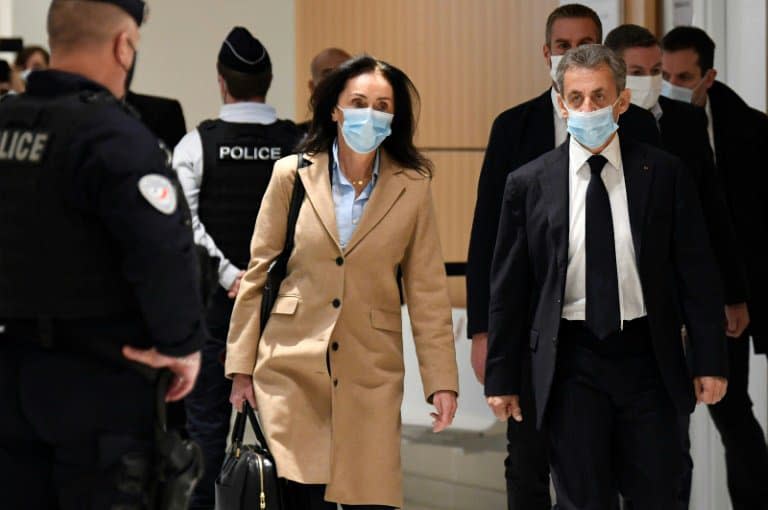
(225, 151), (459, 508)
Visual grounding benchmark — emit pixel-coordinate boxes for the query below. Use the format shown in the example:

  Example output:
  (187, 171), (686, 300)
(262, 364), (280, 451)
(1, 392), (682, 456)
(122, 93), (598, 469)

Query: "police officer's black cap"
(91, 0), (148, 26)
(218, 27), (271, 75)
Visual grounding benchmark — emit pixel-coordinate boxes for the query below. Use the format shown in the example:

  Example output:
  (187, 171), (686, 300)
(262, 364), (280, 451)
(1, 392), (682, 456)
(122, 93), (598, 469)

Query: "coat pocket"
(529, 329), (539, 352)
(272, 295), (299, 315)
(370, 308), (403, 332)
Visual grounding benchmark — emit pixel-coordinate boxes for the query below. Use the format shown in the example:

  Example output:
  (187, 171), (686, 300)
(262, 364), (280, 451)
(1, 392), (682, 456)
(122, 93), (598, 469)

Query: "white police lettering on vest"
(0, 130), (49, 163)
(218, 145), (282, 161)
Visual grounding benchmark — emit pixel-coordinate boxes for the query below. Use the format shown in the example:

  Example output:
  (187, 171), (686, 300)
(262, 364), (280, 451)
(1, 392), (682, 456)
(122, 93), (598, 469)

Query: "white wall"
(5, 0), (297, 134)
(134, 0), (296, 133)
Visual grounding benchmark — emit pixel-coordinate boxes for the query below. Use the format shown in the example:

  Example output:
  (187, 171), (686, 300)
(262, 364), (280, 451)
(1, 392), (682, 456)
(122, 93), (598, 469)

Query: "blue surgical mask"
(660, 79), (694, 103)
(339, 107), (393, 154)
(565, 100), (620, 150)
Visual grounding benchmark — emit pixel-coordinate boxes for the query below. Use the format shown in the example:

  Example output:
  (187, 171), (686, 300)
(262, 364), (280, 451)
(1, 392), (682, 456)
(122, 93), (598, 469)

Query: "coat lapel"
(541, 143), (570, 270)
(299, 152), (341, 251)
(343, 152), (406, 256)
(620, 139), (653, 262)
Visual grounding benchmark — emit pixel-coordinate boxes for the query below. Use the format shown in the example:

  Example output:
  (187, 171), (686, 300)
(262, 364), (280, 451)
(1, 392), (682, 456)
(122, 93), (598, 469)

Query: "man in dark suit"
(466, 5), (659, 508)
(661, 26), (768, 510)
(126, 90), (187, 149)
(486, 44), (728, 509)
(605, 24), (751, 508)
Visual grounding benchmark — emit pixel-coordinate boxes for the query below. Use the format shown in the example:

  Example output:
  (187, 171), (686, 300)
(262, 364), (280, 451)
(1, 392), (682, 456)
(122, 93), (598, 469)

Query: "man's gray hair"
(555, 44), (626, 95)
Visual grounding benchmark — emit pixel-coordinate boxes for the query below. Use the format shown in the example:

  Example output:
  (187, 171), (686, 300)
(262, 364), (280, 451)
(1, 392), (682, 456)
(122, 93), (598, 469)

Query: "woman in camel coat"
(226, 55), (459, 509)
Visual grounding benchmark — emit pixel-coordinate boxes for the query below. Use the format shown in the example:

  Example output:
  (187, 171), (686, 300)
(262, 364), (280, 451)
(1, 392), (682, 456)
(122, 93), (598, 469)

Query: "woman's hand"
(430, 390), (458, 433)
(229, 373), (256, 412)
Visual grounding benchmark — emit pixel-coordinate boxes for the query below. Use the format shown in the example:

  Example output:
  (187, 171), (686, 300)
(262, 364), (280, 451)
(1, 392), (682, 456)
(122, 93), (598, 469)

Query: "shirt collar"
(219, 102), (277, 124)
(704, 96), (713, 123)
(569, 132), (623, 177)
(651, 101), (663, 121)
(551, 87), (565, 119)
(332, 138), (381, 188)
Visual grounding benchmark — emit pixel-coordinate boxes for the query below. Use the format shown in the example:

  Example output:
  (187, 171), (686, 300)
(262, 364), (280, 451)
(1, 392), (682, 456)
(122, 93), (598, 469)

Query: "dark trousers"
(186, 287), (234, 510)
(281, 480), (395, 509)
(623, 413), (692, 510)
(0, 336), (156, 509)
(505, 355), (552, 510)
(707, 333), (768, 510)
(548, 319), (681, 510)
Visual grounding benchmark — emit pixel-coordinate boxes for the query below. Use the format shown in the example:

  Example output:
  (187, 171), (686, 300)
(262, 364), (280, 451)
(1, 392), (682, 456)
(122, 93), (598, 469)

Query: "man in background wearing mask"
(486, 43), (728, 510)
(661, 25), (768, 510)
(0, 0), (207, 507)
(466, 4), (659, 508)
(605, 23), (750, 510)
(173, 26), (301, 510)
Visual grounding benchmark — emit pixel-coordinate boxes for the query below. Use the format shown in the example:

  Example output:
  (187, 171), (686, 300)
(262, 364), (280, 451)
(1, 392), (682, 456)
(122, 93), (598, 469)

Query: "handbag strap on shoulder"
(272, 153), (308, 275)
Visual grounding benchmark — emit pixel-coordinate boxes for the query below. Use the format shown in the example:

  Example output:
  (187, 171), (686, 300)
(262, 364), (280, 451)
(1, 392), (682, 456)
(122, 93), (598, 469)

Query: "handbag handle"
(230, 401), (270, 454)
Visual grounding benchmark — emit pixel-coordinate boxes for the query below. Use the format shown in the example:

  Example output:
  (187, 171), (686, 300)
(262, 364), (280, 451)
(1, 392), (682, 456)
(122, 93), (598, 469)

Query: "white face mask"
(550, 54), (563, 84)
(626, 74), (663, 110)
(660, 79), (695, 103)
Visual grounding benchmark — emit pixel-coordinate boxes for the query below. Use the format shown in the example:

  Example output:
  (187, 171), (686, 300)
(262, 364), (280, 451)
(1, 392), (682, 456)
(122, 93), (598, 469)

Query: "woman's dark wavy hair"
(297, 55), (432, 176)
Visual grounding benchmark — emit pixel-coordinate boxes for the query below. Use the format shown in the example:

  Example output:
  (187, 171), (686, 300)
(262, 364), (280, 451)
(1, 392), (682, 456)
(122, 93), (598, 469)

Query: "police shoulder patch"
(138, 174), (177, 215)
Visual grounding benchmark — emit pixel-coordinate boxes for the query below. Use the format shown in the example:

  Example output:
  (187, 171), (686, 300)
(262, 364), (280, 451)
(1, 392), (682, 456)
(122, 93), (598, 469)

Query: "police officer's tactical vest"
(0, 91), (141, 318)
(198, 118), (300, 269)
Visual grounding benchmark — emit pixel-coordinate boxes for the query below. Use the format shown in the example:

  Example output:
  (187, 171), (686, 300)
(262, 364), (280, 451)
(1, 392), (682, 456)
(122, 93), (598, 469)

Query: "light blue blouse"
(331, 139), (380, 248)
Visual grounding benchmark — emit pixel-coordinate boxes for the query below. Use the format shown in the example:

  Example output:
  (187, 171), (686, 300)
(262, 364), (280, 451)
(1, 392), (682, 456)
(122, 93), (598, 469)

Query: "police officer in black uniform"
(173, 26), (301, 510)
(0, 1), (207, 508)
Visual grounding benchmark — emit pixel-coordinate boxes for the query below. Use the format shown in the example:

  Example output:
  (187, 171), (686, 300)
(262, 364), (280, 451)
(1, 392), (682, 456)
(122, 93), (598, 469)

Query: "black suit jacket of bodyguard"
(466, 88), (660, 336)
(485, 138), (728, 427)
(707, 81), (768, 353)
(656, 95), (748, 307)
(126, 91), (187, 150)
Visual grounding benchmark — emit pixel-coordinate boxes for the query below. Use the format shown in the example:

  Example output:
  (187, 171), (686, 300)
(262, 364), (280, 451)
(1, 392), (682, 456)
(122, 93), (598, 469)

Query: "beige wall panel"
(625, 0), (660, 35)
(427, 150), (482, 263)
(296, 0), (557, 148)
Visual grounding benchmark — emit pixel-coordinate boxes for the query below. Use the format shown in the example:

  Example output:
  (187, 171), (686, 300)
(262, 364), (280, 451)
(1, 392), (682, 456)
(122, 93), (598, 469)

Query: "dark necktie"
(585, 154), (621, 339)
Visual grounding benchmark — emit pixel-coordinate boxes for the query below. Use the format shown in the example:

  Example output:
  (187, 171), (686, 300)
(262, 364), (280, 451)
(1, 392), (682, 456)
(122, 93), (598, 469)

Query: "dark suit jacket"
(466, 89), (660, 336)
(707, 81), (768, 353)
(485, 138), (727, 427)
(657, 95), (748, 305)
(126, 91), (187, 149)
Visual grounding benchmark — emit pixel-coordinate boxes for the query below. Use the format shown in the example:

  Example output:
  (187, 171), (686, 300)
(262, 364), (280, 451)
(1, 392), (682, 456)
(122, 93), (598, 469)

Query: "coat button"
(333, 379), (339, 387)
(331, 342), (339, 351)
(332, 298), (341, 308)
(552, 337), (558, 345)
(336, 257), (344, 266)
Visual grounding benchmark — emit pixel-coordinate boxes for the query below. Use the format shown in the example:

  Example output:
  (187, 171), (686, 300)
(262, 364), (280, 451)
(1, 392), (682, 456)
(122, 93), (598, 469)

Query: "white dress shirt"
(561, 134), (647, 324)
(704, 97), (716, 160)
(551, 87), (569, 147)
(173, 102), (278, 290)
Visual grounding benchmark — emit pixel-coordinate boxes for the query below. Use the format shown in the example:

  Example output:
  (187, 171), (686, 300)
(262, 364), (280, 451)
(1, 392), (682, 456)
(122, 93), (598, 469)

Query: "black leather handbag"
(215, 402), (281, 510)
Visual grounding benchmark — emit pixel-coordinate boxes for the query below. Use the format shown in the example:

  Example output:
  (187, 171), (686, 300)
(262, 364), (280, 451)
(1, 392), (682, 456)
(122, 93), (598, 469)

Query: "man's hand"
(471, 333), (488, 384)
(430, 390), (458, 433)
(487, 395), (522, 422)
(122, 346), (201, 402)
(725, 303), (750, 338)
(694, 376), (728, 405)
(227, 270), (245, 299)
(229, 373), (257, 412)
